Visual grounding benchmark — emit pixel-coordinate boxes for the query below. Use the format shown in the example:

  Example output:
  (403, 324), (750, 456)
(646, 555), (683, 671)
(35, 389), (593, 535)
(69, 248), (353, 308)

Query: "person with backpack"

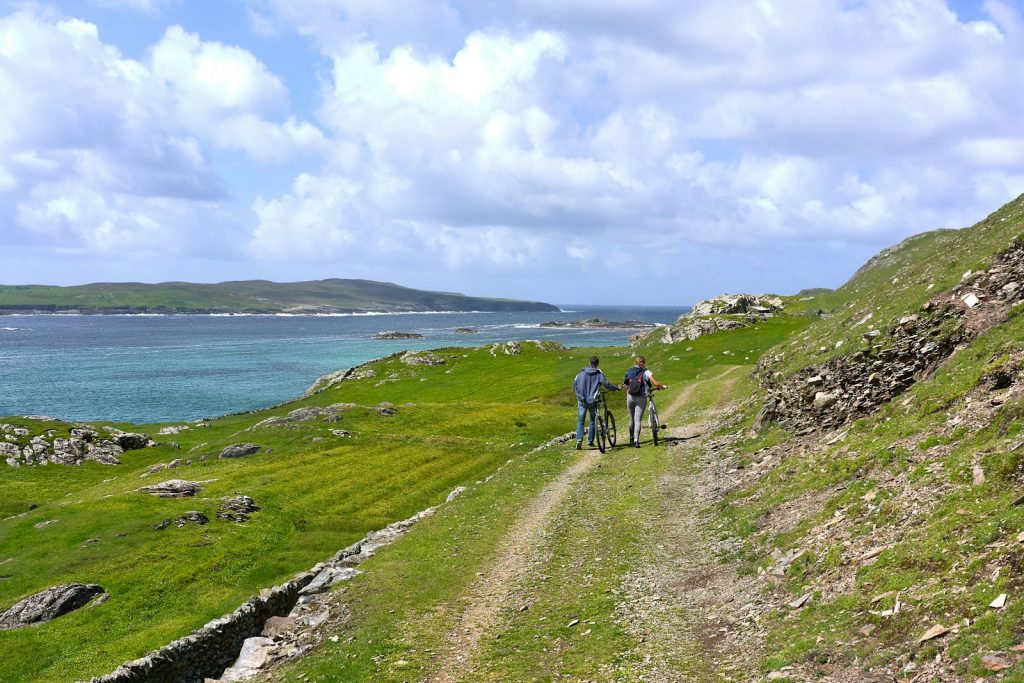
(623, 355), (668, 448)
(573, 356), (621, 450)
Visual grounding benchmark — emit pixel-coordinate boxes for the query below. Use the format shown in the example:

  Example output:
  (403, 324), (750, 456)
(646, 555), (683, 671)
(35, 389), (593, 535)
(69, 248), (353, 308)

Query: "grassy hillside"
(7, 195), (1024, 682)
(0, 279), (559, 314)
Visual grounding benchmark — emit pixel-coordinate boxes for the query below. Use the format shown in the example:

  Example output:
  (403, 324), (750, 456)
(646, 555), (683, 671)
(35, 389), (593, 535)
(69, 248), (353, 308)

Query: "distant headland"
(0, 279), (560, 315)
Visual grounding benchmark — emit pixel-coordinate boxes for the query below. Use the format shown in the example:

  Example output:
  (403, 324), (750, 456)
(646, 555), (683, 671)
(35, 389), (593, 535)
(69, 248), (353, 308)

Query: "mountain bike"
(647, 386), (665, 446)
(595, 389), (617, 453)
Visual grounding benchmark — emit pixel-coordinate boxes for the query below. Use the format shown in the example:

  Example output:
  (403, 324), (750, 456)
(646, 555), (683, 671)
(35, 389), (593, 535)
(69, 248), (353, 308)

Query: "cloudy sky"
(2, 0), (1023, 305)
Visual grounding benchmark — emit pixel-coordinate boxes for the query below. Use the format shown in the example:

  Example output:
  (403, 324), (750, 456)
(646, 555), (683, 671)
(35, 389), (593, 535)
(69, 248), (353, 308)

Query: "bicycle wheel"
(596, 416), (607, 453)
(649, 404), (659, 446)
(606, 411), (617, 447)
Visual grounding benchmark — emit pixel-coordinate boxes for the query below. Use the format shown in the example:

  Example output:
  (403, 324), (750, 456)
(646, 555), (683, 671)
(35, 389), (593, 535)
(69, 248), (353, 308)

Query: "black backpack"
(624, 366), (647, 396)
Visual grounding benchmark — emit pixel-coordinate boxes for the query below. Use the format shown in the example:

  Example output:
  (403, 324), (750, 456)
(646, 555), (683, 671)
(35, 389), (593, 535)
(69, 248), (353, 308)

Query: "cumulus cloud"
(0, 8), (321, 266)
(6, 1), (1024, 301)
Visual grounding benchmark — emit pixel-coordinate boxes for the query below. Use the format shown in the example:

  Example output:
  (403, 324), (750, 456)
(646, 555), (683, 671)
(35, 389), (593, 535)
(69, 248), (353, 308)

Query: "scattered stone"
(489, 341), (522, 356)
(812, 392), (838, 409)
(158, 425), (190, 435)
(34, 519), (57, 528)
(963, 293), (981, 308)
(567, 618), (580, 627)
(0, 583), (105, 630)
(973, 465), (986, 485)
(990, 593), (1007, 609)
(982, 653), (1012, 672)
(261, 615), (296, 638)
(153, 511), (209, 531)
(917, 623), (949, 642)
(139, 480), (203, 498)
(789, 593), (811, 609)
(218, 495), (260, 523)
(329, 429), (351, 437)
(219, 444), (261, 459)
(859, 624), (877, 636)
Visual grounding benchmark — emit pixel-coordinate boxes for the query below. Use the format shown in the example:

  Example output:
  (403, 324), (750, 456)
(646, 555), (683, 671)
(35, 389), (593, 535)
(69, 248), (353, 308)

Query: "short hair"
(636, 356), (646, 364)
(589, 356), (600, 366)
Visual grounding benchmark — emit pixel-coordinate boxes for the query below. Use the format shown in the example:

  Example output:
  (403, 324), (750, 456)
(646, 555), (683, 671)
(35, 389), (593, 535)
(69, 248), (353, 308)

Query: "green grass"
(0, 279), (557, 313)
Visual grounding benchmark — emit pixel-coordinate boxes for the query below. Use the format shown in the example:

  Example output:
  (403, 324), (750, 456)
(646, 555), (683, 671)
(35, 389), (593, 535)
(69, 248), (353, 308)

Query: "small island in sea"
(0, 279), (559, 315)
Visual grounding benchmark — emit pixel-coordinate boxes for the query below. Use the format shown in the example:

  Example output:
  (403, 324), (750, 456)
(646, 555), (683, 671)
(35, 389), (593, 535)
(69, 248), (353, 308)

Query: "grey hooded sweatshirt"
(573, 366), (619, 404)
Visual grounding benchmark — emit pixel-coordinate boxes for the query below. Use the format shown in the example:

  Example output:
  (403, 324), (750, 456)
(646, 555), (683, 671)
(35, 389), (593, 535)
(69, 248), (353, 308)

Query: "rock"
(812, 392), (839, 409)
(113, 433), (155, 450)
(373, 330), (423, 340)
(70, 427), (96, 442)
(445, 486), (466, 503)
(0, 442), (21, 466)
(990, 593), (1007, 609)
(0, 583), (105, 630)
(139, 480), (203, 498)
(489, 341), (521, 356)
(219, 443), (261, 459)
(157, 425), (189, 435)
(86, 441), (123, 465)
(167, 458), (183, 469)
(454, 327), (477, 333)
(963, 292), (981, 308)
(220, 636), (278, 681)
(153, 511), (209, 531)
(538, 318), (655, 329)
(329, 429), (351, 437)
(34, 519), (57, 528)
(789, 593), (811, 609)
(261, 615), (297, 638)
(982, 653), (1012, 672)
(917, 623), (949, 642)
(401, 350), (446, 366)
(218, 495), (259, 523)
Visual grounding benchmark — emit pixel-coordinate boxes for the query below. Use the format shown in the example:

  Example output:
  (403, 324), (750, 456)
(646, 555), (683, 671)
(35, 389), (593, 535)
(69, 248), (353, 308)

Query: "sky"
(2, 0), (1024, 305)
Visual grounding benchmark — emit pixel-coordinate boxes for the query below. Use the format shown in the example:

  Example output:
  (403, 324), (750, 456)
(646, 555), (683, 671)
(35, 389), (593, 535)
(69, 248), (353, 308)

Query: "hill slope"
(0, 279), (559, 314)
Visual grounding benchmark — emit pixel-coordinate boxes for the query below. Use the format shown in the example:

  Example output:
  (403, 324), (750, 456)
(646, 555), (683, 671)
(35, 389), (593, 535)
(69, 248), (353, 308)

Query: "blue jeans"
(576, 400), (597, 443)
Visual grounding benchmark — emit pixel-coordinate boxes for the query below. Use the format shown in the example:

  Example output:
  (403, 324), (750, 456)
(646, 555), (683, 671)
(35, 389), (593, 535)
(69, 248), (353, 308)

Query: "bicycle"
(647, 386), (665, 446)
(595, 389), (618, 453)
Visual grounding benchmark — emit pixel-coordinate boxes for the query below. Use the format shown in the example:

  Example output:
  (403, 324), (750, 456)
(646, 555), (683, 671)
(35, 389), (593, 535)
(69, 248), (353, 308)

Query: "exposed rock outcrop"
(400, 350), (445, 366)
(0, 583), (105, 630)
(373, 330), (423, 340)
(219, 444), (261, 459)
(539, 318), (656, 329)
(154, 512), (209, 531)
(758, 234), (1024, 432)
(634, 293), (783, 346)
(218, 496), (260, 523)
(139, 480), (204, 498)
(304, 367), (377, 395)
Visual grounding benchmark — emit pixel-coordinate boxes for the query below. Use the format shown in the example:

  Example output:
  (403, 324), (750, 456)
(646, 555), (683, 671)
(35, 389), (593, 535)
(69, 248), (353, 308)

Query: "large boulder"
(0, 583), (105, 630)
(139, 480), (204, 498)
(219, 443), (261, 459)
(218, 495), (260, 523)
(373, 330), (423, 339)
(49, 438), (86, 465)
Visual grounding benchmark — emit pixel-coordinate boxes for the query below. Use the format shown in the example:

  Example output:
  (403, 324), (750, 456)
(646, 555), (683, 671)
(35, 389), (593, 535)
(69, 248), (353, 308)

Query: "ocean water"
(0, 305), (687, 424)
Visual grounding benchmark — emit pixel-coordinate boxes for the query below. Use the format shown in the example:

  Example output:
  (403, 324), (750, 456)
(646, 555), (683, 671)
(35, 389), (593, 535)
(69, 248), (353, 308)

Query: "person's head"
(589, 356), (600, 367)
(635, 356), (647, 367)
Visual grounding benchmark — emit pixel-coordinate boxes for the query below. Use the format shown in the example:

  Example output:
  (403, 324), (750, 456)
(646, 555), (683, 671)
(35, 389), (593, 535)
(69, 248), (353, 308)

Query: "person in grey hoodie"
(572, 356), (621, 449)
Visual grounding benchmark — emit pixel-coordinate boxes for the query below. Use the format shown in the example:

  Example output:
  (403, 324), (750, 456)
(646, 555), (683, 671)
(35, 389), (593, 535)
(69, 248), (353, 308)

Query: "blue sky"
(2, 0), (1024, 305)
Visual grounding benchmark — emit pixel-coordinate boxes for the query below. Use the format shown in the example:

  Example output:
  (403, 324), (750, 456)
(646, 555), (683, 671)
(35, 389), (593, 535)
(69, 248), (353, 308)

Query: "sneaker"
(576, 440), (583, 450)
(633, 441), (640, 448)
(587, 441), (595, 448)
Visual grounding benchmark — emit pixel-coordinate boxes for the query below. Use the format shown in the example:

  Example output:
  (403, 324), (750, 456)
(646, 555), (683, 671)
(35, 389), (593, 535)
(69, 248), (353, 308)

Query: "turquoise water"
(0, 306), (686, 424)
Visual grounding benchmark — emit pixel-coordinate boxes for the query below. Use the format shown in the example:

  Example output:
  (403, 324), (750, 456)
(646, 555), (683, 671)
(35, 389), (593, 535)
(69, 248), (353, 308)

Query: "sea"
(0, 305), (688, 424)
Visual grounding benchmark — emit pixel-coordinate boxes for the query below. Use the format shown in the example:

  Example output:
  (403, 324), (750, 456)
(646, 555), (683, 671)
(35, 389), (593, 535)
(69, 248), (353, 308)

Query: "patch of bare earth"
(428, 448), (601, 682)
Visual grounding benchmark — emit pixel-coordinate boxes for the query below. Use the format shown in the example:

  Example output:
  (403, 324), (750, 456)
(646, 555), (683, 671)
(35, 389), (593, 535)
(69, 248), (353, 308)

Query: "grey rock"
(0, 583), (105, 630)
(813, 392), (839, 409)
(220, 636), (278, 681)
(401, 350), (445, 366)
(218, 495), (259, 523)
(261, 615), (296, 638)
(86, 441), (123, 465)
(50, 438), (86, 465)
(373, 330), (423, 340)
(153, 511), (209, 531)
(139, 480), (203, 498)
(219, 443), (261, 459)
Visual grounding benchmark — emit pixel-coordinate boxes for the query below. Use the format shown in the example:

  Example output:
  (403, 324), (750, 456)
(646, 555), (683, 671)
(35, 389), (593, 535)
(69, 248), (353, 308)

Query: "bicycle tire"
(596, 416), (607, 453)
(606, 411), (617, 448)
(649, 404), (659, 446)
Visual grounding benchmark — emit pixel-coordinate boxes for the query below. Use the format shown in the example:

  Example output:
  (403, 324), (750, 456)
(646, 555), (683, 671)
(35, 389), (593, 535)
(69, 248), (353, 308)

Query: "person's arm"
(647, 371), (668, 389)
(600, 373), (620, 391)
